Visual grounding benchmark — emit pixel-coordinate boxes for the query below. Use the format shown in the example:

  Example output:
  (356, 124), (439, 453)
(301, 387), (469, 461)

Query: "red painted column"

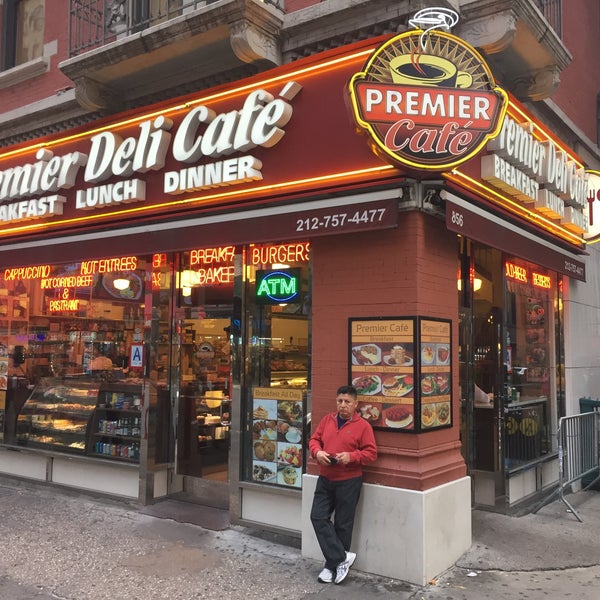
(309, 209), (466, 490)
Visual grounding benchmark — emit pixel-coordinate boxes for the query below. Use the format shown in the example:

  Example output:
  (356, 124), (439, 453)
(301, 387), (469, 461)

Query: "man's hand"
(316, 450), (332, 465)
(334, 452), (351, 465)
(316, 450), (351, 465)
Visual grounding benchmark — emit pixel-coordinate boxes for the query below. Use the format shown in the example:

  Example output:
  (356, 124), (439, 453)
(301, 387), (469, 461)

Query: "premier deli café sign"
(0, 83), (301, 225)
(481, 114), (588, 234)
(348, 30), (508, 171)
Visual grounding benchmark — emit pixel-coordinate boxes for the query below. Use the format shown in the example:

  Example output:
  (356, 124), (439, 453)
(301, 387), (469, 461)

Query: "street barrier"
(533, 411), (600, 521)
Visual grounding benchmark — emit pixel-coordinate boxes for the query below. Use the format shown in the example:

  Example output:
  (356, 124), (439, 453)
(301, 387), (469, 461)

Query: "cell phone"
(328, 454), (338, 464)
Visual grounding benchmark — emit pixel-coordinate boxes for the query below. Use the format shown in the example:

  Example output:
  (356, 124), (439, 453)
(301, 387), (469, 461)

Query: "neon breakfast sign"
(184, 245), (236, 286)
(348, 29), (507, 170)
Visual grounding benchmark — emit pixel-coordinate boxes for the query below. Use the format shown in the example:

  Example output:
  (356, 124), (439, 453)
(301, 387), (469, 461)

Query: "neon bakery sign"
(348, 29), (507, 170)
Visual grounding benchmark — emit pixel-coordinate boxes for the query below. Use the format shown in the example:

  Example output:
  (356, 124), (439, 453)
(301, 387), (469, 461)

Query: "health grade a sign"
(348, 30), (508, 171)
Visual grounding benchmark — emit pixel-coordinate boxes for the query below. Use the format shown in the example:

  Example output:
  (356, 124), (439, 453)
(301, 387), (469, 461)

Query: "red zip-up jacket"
(309, 411), (377, 481)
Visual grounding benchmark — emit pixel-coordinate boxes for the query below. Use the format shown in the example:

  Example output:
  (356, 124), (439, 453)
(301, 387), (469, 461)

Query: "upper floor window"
(1, 0), (45, 71)
(535, 0), (562, 38)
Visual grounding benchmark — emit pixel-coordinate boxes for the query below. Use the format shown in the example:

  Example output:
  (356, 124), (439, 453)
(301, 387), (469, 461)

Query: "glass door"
(171, 246), (237, 503)
(458, 240), (506, 507)
(176, 311), (232, 480)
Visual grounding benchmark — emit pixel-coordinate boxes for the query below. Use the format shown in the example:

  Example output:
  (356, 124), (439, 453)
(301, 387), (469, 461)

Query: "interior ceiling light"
(113, 278), (130, 290)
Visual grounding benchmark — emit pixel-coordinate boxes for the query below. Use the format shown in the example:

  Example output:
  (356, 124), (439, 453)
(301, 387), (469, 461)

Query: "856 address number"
(296, 208), (388, 232)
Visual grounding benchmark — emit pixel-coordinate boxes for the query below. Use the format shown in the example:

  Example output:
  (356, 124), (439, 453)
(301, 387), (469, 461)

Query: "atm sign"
(255, 269), (301, 304)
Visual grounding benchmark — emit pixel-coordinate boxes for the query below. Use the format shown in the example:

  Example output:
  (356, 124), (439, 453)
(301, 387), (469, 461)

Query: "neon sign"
(40, 275), (94, 289)
(49, 298), (80, 312)
(152, 253), (167, 268)
(3, 264), (51, 281)
(250, 242), (310, 265)
(48, 287), (81, 312)
(505, 261), (552, 289)
(80, 256), (138, 274)
(183, 245), (236, 287)
(348, 22), (507, 170)
(190, 246), (235, 266)
(255, 269), (301, 304)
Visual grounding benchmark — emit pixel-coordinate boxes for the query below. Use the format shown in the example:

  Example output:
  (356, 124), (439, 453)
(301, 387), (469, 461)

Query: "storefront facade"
(0, 26), (591, 584)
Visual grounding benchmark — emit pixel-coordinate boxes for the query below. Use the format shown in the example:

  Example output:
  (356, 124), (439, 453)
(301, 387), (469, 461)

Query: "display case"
(269, 346), (308, 388)
(15, 377), (99, 454)
(0, 295), (29, 343)
(178, 385), (230, 476)
(87, 382), (143, 462)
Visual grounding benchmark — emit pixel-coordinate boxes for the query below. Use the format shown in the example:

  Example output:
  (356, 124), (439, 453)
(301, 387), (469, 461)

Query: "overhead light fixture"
(181, 269), (200, 288)
(457, 267), (483, 292)
(457, 278), (483, 292)
(113, 278), (130, 290)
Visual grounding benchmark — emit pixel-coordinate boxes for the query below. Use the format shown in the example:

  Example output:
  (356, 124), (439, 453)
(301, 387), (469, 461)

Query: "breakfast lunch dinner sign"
(348, 29), (508, 171)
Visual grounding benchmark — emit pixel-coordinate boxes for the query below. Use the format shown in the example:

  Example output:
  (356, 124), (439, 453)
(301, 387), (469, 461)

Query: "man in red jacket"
(309, 384), (377, 585)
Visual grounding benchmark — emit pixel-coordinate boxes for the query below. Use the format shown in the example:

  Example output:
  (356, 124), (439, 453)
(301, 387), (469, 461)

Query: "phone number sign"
(286, 199), (397, 238)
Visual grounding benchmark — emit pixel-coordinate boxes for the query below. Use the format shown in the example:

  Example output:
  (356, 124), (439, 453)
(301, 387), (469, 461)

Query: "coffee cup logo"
(348, 30), (508, 171)
(389, 54), (472, 89)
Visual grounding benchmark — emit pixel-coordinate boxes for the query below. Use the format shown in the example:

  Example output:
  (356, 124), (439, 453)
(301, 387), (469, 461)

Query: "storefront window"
(244, 242), (311, 488)
(0, 256), (147, 460)
(503, 257), (560, 468)
(461, 241), (564, 507)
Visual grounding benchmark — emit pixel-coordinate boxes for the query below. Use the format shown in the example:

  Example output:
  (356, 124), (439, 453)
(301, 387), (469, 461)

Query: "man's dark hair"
(337, 385), (357, 399)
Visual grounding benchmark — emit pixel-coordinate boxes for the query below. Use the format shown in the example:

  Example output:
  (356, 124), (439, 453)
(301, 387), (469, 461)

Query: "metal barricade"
(533, 411), (600, 521)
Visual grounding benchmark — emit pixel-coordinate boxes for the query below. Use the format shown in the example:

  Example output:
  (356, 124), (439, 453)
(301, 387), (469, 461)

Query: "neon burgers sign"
(348, 8), (507, 171)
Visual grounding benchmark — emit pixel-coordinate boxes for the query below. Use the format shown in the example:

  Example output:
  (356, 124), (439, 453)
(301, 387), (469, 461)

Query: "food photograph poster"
(349, 317), (452, 432)
(251, 387), (304, 488)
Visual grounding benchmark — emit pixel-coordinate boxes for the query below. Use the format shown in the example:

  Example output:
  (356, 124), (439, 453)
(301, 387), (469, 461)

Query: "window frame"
(1, 0), (20, 71)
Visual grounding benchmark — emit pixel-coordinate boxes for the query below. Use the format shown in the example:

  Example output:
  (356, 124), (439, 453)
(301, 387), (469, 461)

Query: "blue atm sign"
(255, 269), (301, 304)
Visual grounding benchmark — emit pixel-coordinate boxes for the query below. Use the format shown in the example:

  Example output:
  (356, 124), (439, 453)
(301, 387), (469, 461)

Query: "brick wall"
(309, 209), (467, 490)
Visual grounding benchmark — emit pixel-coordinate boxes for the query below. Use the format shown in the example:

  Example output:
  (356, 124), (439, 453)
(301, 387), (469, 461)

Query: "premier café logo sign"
(0, 83), (301, 224)
(348, 30), (507, 170)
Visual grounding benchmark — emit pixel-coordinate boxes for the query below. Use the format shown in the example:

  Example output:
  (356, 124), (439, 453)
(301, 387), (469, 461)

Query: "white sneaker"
(334, 558), (351, 584)
(346, 551), (357, 569)
(317, 567), (333, 583)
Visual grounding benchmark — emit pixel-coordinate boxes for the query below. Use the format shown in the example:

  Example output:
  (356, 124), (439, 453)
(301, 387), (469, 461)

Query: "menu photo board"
(251, 387), (304, 488)
(348, 317), (452, 432)
(419, 318), (452, 430)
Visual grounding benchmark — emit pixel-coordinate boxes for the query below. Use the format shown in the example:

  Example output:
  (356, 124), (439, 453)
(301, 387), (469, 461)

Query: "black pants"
(310, 475), (362, 570)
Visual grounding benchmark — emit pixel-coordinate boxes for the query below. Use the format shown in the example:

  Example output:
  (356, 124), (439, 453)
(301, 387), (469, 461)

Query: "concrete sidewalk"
(0, 478), (598, 599)
(422, 489), (600, 599)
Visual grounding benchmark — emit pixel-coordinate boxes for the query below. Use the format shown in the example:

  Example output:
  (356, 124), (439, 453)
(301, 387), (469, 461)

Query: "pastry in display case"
(269, 347), (308, 389)
(177, 387), (230, 477)
(14, 377), (100, 453)
(195, 391), (230, 448)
